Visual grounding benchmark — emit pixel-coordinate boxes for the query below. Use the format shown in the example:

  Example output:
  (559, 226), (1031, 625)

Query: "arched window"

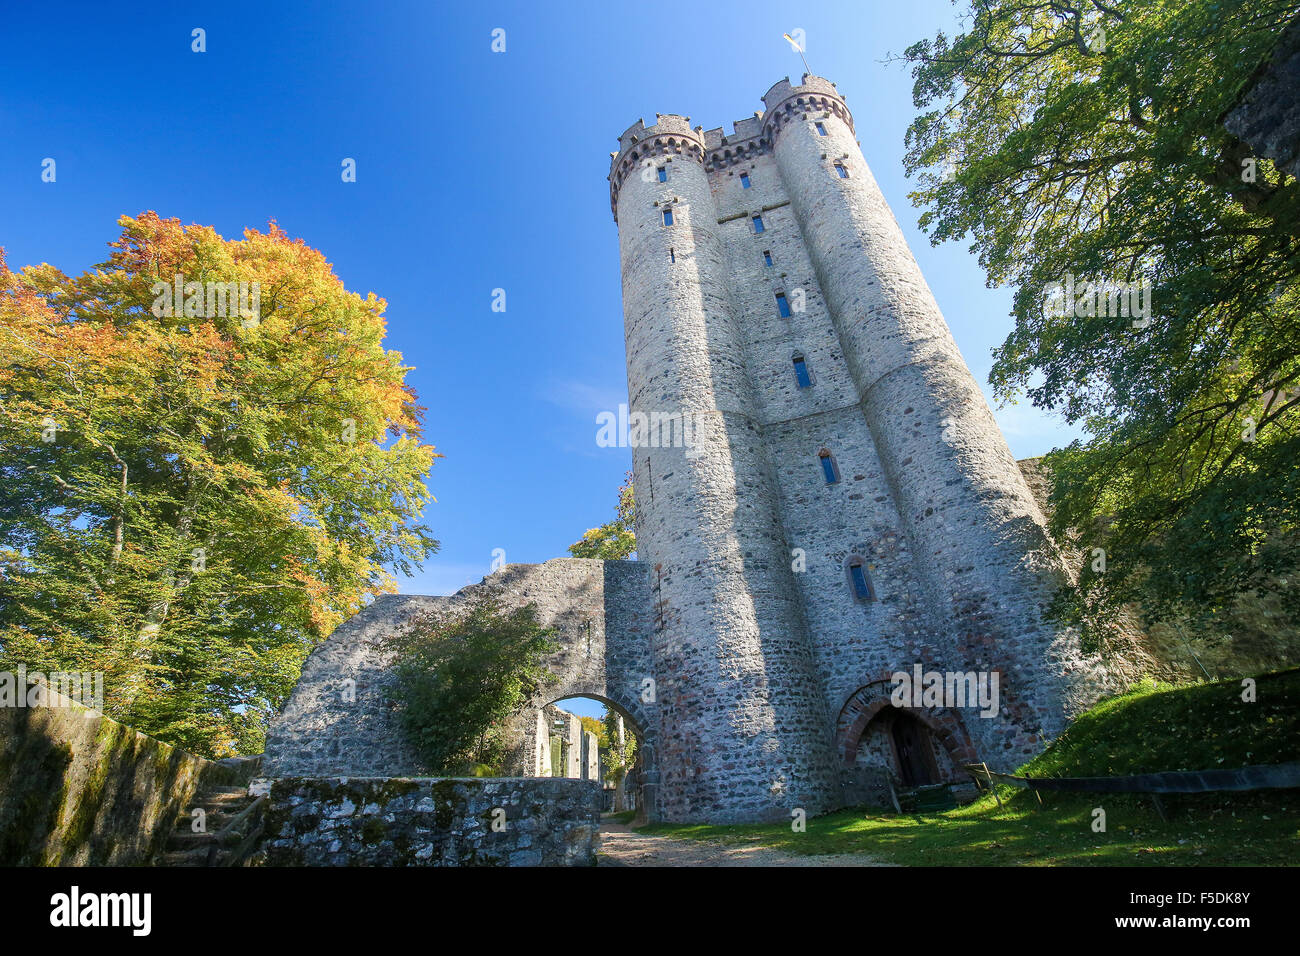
(818, 449), (840, 484)
(846, 557), (876, 602)
(793, 353), (812, 388)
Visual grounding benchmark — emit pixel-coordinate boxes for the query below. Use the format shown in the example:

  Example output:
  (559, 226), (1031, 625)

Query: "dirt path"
(597, 821), (891, 867)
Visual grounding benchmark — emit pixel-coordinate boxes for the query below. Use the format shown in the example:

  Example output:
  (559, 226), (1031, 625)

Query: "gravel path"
(597, 821), (891, 867)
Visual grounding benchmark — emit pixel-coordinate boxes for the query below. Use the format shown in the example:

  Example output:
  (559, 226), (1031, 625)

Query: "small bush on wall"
(390, 601), (557, 775)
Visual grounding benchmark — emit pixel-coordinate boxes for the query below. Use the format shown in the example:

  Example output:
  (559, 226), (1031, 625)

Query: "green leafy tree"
(575, 710), (638, 786)
(391, 601), (558, 774)
(0, 213), (439, 755)
(568, 472), (636, 560)
(902, 1), (1300, 650)
(601, 707), (638, 787)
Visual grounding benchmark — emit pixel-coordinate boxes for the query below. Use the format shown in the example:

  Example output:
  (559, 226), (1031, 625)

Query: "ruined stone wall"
(262, 558), (656, 780)
(260, 776), (601, 867)
(0, 683), (253, 865)
(1225, 15), (1300, 178)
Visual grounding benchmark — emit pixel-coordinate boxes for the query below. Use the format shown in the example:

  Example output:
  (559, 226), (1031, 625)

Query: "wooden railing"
(205, 794), (268, 867)
(963, 761), (1300, 818)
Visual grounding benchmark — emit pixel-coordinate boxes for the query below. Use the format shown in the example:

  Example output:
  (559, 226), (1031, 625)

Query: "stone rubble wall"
(262, 558), (656, 780)
(1225, 16), (1300, 178)
(259, 776), (602, 867)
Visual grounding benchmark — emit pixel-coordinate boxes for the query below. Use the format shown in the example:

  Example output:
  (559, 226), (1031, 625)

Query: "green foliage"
(1020, 668), (1299, 778)
(0, 214), (439, 756)
(901, 1), (1300, 651)
(391, 601), (558, 775)
(568, 473), (636, 560)
(574, 707), (639, 785)
(601, 707), (638, 785)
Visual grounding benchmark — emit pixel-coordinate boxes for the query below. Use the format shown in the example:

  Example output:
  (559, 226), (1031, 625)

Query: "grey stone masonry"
(263, 558), (656, 783)
(606, 75), (1120, 821)
(266, 75), (1129, 830)
(1225, 16), (1300, 179)
(259, 777), (601, 867)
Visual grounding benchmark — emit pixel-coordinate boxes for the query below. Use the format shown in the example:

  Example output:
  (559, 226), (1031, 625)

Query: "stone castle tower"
(607, 75), (1114, 822)
(265, 74), (1118, 829)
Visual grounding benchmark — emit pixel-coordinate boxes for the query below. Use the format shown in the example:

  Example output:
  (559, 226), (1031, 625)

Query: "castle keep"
(264, 76), (1115, 825)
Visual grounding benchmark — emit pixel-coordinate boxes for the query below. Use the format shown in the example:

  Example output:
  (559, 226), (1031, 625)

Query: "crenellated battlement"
(761, 74), (853, 139)
(608, 114), (707, 221)
(608, 77), (858, 218)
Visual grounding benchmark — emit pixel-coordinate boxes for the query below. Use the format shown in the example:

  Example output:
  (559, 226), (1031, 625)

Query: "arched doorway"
(853, 707), (953, 787)
(883, 710), (940, 787)
(532, 694), (644, 816)
(836, 679), (978, 790)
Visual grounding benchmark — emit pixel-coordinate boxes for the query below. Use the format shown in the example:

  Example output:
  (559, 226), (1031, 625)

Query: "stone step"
(168, 831), (217, 847)
(157, 784), (260, 866)
(202, 786), (252, 799)
(159, 848), (212, 867)
(189, 792), (252, 811)
(172, 811), (237, 834)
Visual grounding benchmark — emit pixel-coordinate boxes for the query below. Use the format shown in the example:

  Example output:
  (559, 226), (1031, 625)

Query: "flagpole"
(782, 33), (811, 77)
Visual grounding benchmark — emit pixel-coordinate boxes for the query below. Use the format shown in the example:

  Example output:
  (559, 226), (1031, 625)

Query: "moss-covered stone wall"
(0, 685), (250, 865)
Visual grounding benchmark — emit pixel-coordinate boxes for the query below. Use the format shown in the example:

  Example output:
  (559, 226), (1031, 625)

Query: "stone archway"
(526, 692), (652, 817)
(836, 677), (978, 786)
(263, 556), (659, 818)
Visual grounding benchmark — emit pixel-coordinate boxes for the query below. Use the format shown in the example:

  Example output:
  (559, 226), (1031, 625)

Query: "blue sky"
(1, 0), (1081, 616)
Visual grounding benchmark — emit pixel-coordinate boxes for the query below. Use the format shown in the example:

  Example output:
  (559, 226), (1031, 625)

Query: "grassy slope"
(639, 670), (1300, 865)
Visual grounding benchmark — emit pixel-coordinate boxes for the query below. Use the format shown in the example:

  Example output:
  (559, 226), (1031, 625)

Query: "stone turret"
(611, 113), (843, 823)
(761, 76), (1113, 754)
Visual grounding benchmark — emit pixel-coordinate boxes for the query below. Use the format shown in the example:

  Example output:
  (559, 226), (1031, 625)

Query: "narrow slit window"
(834, 162), (849, 179)
(669, 248), (675, 263)
(815, 121), (827, 136)
(657, 166), (667, 182)
(793, 354), (812, 388)
(752, 215), (765, 233)
(740, 172), (751, 189)
(662, 208), (673, 226)
(848, 560), (875, 602)
(819, 449), (840, 484)
(775, 292), (792, 318)
(763, 250), (773, 267)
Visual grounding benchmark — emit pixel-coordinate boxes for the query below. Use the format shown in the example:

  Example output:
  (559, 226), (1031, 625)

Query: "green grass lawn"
(638, 669), (1300, 865)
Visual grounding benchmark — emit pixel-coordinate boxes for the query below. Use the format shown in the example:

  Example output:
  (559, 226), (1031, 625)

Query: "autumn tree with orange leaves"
(0, 213), (439, 756)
